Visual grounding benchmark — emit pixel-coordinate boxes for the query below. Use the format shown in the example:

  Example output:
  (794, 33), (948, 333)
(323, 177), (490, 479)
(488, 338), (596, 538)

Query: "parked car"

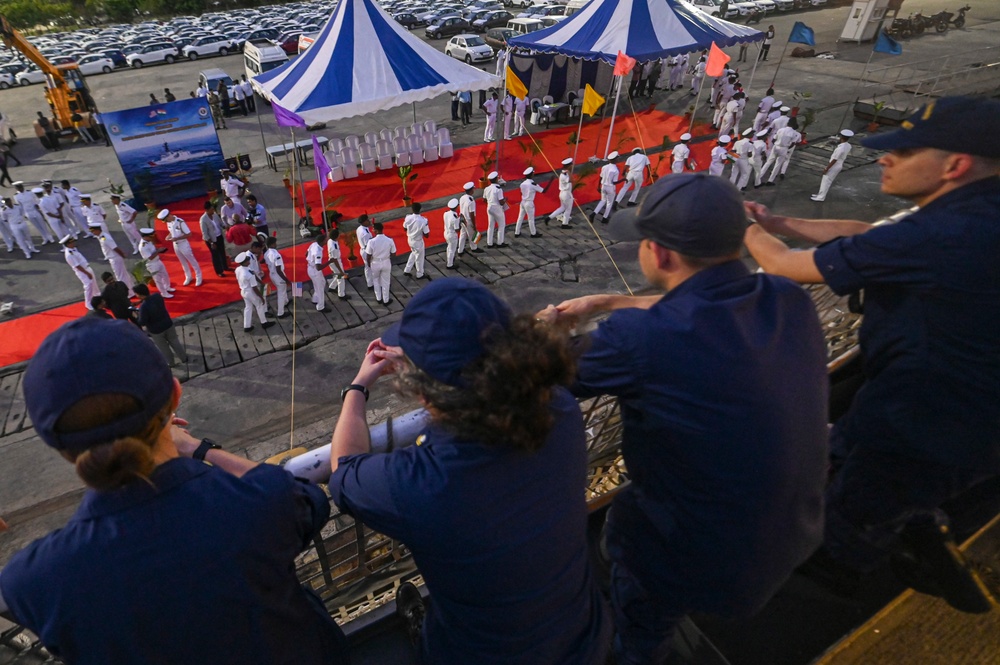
(394, 12), (426, 29)
(689, 0), (740, 17)
(126, 42), (179, 68)
(751, 0), (778, 13)
(75, 54), (115, 75)
(527, 5), (566, 18)
(15, 67), (46, 85)
(773, 0), (795, 10)
(233, 28), (280, 51)
(277, 30), (303, 55)
(444, 34), (494, 63)
(426, 16), (473, 39)
(472, 10), (514, 32)
(182, 34), (235, 60)
(0, 62), (27, 77)
(101, 49), (128, 68)
(505, 0), (534, 7)
(484, 27), (515, 50)
(0, 72), (13, 89)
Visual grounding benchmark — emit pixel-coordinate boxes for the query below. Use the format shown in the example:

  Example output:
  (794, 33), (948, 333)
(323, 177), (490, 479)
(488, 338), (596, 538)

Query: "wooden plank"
(274, 302), (310, 350)
(0, 372), (20, 435)
(248, 318), (277, 356)
(227, 310), (260, 362)
(472, 245), (514, 278)
(344, 278), (379, 323)
(199, 317), (225, 371)
(304, 301), (337, 337)
(214, 313), (242, 367)
(2, 373), (26, 437)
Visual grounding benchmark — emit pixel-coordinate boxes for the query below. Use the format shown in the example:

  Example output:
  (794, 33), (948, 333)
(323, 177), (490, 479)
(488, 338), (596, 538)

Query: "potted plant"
(868, 101), (887, 132)
(684, 104), (695, 119)
(477, 147), (497, 187)
(130, 259), (153, 286)
(343, 230), (359, 262)
(791, 91), (816, 142)
(398, 165), (417, 206)
(323, 195), (347, 230)
(519, 140), (542, 171)
(282, 167), (292, 189)
(571, 162), (597, 192)
(648, 135), (672, 182)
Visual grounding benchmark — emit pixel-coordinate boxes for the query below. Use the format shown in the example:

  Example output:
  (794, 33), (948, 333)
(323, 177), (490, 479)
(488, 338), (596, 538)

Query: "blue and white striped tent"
(508, 0), (764, 64)
(253, 0), (501, 125)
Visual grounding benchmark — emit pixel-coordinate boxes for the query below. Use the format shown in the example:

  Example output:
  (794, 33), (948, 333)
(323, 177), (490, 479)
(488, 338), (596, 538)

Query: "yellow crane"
(0, 14), (95, 129)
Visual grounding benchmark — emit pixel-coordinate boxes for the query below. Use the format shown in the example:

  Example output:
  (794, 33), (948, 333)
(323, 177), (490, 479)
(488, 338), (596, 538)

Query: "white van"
(243, 39), (288, 81)
(506, 18), (544, 35)
(565, 0), (590, 16)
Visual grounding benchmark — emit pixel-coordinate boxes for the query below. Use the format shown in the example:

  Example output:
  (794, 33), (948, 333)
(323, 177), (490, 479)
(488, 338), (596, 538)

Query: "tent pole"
(256, 97), (267, 154)
(744, 42), (763, 100)
(571, 101), (585, 167)
(314, 134), (329, 234)
(412, 102), (417, 124)
(687, 76), (707, 134)
(594, 76), (617, 159)
(603, 75), (623, 160)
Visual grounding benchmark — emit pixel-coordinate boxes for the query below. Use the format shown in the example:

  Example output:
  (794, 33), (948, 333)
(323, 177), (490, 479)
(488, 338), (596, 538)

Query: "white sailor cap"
(80, 193), (92, 200)
(561, 158), (573, 166)
(718, 135), (731, 144)
(522, 167), (534, 176)
(41, 179), (52, 185)
(487, 170), (499, 180)
(463, 181), (475, 190)
(87, 221), (102, 228)
(680, 133), (692, 141)
(772, 101), (783, 108)
(32, 187), (44, 194)
(632, 147), (643, 153)
(59, 235), (75, 244)
(607, 151), (619, 160)
(110, 192), (122, 198)
(139, 227), (156, 235)
(256, 232), (268, 241)
(780, 106), (791, 113)
(234, 251), (250, 263)
(756, 128), (770, 137)
(448, 198), (459, 209)
(11, 180), (22, 187)
(742, 127), (755, 137)
(156, 209), (170, 220)
(840, 129), (855, 138)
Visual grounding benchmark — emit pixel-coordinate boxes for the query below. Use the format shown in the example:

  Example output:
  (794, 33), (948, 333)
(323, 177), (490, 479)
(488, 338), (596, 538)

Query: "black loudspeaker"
(225, 156), (239, 172)
(238, 154), (252, 171)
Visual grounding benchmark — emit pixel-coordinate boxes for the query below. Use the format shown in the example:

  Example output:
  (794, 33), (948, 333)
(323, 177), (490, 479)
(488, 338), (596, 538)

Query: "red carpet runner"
(0, 109), (713, 368)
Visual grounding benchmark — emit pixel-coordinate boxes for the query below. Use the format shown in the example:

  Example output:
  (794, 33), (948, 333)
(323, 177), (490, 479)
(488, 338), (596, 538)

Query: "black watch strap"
(341, 384), (370, 402)
(193, 438), (222, 462)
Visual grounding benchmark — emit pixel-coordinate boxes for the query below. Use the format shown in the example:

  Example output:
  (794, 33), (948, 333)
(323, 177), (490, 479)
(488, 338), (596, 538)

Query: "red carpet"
(0, 109), (713, 369)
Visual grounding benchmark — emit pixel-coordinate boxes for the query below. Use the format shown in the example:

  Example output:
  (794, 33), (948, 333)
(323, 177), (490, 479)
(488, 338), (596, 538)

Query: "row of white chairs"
(325, 121), (438, 158)
(324, 127), (454, 182)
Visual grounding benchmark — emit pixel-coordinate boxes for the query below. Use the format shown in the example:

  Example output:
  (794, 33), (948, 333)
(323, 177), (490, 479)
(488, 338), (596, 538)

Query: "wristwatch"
(192, 438), (222, 462)
(341, 384), (370, 402)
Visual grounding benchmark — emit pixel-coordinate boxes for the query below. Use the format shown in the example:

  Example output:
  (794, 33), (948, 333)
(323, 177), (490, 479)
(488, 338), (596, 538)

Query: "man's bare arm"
(745, 201), (871, 243)
(744, 224), (825, 284)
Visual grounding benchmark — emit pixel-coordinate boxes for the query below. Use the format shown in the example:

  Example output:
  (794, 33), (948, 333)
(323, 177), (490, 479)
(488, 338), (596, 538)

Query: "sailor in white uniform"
(514, 167), (544, 238)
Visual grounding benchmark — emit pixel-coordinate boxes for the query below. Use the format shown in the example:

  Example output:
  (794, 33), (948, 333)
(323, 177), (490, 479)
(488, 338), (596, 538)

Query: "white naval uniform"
(82, 203), (110, 237)
(515, 179), (544, 236)
(513, 97), (528, 136)
(616, 153), (651, 204)
(482, 183), (507, 246)
(671, 143), (690, 174)
(356, 224), (374, 287)
(3, 203), (36, 257)
(98, 232), (135, 293)
(115, 201), (142, 252)
(306, 241), (327, 311)
(402, 213), (430, 276)
(749, 138), (768, 188)
(483, 98), (498, 142)
(221, 176), (243, 200)
(263, 247), (288, 315)
(729, 137), (753, 190)
(166, 218), (203, 285)
(0, 205), (13, 252)
(549, 171), (574, 226)
(15, 191), (55, 243)
(139, 238), (173, 296)
(709, 145), (730, 177)
(762, 126), (801, 183)
(752, 96), (775, 132)
(325, 238), (346, 298)
(40, 194), (71, 239)
(814, 141), (852, 201)
(366, 234), (396, 303)
(459, 193), (478, 251)
(236, 264), (267, 328)
(443, 210), (461, 266)
(593, 162), (620, 220)
(691, 59), (706, 94)
(502, 95), (513, 140)
(669, 55), (685, 89)
(64, 187), (93, 236)
(64, 246), (99, 309)
(718, 99), (739, 138)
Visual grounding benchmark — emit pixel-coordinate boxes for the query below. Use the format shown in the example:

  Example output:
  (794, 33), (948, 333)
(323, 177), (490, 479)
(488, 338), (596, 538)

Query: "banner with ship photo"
(103, 98), (227, 208)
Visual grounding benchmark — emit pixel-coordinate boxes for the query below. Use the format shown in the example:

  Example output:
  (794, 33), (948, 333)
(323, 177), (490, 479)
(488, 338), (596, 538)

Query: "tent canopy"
(253, 0), (500, 125)
(509, 0), (764, 64)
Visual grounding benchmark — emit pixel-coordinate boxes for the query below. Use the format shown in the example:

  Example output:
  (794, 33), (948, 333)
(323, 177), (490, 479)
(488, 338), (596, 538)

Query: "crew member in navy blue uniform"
(0, 318), (348, 664)
(540, 173), (830, 664)
(328, 278), (612, 665)
(744, 96), (1000, 612)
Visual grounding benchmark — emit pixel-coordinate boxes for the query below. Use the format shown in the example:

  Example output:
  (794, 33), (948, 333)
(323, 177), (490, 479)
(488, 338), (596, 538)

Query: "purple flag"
(313, 135), (331, 187)
(273, 102), (306, 128)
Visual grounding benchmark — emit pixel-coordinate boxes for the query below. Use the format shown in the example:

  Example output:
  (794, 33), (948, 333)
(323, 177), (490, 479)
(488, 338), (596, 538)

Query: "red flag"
(613, 51), (636, 77)
(705, 42), (731, 78)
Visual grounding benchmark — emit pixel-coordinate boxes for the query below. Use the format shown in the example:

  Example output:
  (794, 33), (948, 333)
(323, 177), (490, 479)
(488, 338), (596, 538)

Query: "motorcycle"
(927, 10), (954, 32)
(887, 15), (916, 39)
(952, 4), (971, 29)
(910, 11), (927, 35)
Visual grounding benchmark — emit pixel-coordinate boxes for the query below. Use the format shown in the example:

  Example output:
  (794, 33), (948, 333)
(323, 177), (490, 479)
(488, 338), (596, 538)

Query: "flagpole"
(687, 77), (707, 135)
(603, 75), (624, 160)
(497, 49), (510, 182)
(594, 76), (616, 160)
(839, 43), (880, 131)
(314, 137), (329, 234)
(571, 101), (586, 166)
(744, 41), (763, 100)
(768, 39), (792, 90)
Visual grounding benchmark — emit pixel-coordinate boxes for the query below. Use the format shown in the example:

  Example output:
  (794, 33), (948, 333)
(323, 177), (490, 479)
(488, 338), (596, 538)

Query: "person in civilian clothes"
(100, 272), (136, 323)
(200, 201), (227, 277)
(245, 195), (268, 237)
(365, 222), (396, 306)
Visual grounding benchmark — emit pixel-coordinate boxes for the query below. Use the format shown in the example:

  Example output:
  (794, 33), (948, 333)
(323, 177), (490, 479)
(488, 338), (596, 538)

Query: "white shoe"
(810, 195), (824, 202)
(182, 278), (191, 286)
(168, 287), (177, 292)
(195, 279), (202, 287)
(162, 293), (174, 298)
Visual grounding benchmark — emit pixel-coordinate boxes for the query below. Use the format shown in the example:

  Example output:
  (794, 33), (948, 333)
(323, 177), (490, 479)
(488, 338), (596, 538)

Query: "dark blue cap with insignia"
(862, 96), (1000, 158)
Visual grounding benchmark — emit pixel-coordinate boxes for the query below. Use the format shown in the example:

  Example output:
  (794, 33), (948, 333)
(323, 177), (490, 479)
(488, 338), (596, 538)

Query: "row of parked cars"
(687, 0), (829, 19)
(0, 1), (333, 88)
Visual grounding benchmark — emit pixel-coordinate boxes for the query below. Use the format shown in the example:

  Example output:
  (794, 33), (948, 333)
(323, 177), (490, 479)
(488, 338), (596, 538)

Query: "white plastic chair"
(542, 94), (554, 105)
(339, 147), (359, 179)
(358, 143), (377, 174)
(323, 147), (341, 169)
(392, 136), (411, 167)
(364, 131), (378, 147)
(436, 127), (454, 159)
(529, 98), (543, 125)
(421, 132), (439, 162)
(379, 128), (394, 143)
(394, 125), (408, 140)
(345, 135), (361, 151)
(422, 119), (437, 135)
(328, 137), (345, 155)
(375, 140), (394, 170)
(410, 122), (422, 137)
(407, 134), (424, 165)
(327, 162), (345, 183)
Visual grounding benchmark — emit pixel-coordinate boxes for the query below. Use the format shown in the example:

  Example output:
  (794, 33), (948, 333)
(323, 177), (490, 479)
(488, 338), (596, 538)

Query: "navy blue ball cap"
(381, 278), (511, 387)
(609, 173), (747, 257)
(861, 96), (1000, 158)
(24, 318), (174, 453)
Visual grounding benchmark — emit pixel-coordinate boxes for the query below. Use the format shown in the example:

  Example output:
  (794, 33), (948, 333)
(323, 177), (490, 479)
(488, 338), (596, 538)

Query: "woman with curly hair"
(329, 277), (612, 664)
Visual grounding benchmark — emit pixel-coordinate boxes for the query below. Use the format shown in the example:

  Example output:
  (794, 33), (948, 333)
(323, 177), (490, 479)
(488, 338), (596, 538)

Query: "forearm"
(767, 214), (871, 243)
(173, 429), (260, 477)
(744, 225), (824, 284)
(330, 392), (372, 474)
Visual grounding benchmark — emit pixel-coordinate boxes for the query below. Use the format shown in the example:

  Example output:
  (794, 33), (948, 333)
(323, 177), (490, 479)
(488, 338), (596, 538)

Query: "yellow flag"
(582, 84), (605, 117)
(506, 66), (528, 100)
